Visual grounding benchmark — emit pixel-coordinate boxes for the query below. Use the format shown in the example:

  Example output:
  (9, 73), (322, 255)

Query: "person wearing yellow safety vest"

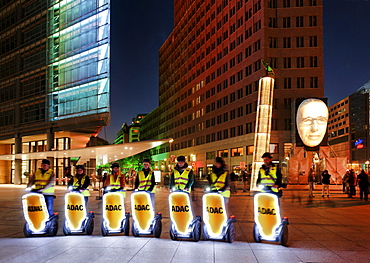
(134, 159), (156, 193)
(170, 155), (194, 193)
(207, 157), (231, 203)
(68, 165), (90, 206)
(26, 159), (55, 217)
(257, 152), (283, 197)
(104, 163), (126, 197)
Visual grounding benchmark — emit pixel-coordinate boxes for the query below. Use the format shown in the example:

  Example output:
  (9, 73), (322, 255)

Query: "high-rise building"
(328, 81), (370, 169)
(141, 0), (324, 176)
(114, 114), (147, 144)
(328, 97), (350, 161)
(0, 0), (110, 183)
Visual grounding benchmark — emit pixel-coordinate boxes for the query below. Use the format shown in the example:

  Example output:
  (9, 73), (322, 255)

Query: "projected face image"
(296, 99), (328, 147)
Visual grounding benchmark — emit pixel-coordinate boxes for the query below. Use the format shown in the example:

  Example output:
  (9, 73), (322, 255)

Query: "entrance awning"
(0, 139), (170, 164)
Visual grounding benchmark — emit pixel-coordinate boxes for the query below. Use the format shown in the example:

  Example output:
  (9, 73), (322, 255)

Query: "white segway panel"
(169, 192), (193, 235)
(103, 192), (125, 231)
(254, 193), (281, 241)
(22, 193), (49, 233)
(131, 191), (154, 232)
(65, 193), (87, 231)
(203, 193), (228, 238)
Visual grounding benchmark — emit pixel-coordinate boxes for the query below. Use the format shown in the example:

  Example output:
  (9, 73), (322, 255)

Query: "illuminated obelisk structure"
(250, 61), (275, 191)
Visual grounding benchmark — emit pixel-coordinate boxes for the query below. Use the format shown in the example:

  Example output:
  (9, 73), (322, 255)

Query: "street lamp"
(169, 138), (174, 170)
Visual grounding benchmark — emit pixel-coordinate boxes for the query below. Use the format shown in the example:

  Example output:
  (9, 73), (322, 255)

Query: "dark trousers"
(359, 186), (368, 201)
(348, 185), (356, 197)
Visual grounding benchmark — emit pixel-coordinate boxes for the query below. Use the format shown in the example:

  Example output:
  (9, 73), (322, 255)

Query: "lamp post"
(169, 138), (174, 171)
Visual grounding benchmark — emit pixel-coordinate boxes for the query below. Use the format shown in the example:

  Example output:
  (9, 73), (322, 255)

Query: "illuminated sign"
(169, 192), (193, 235)
(355, 139), (365, 149)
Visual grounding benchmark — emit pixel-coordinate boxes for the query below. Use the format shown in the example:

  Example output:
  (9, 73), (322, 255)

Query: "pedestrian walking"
(308, 168), (316, 197)
(241, 167), (250, 192)
(230, 172), (238, 194)
(357, 170), (369, 201)
(347, 169), (356, 198)
(321, 170), (331, 197)
(342, 170), (350, 193)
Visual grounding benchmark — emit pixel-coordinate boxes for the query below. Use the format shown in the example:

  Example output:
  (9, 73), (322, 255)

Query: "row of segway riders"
(22, 153), (288, 245)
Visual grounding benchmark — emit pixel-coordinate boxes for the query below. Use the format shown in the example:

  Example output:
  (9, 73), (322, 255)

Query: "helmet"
(41, 159), (50, 165)
(111, 162), (119, 168)
(261, 152), (273, 159)
(76, 165), (84, 170)
(177, 155), (185, 162)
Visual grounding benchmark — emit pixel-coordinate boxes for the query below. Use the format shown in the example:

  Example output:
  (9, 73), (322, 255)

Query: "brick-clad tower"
(141, 0), (324, 174)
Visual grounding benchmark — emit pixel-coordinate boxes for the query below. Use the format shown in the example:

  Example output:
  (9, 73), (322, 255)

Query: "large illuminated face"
(297, 99), (328, 147)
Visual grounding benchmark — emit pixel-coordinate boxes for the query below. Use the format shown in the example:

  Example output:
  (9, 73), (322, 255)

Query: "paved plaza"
(0, 183), (369, 263)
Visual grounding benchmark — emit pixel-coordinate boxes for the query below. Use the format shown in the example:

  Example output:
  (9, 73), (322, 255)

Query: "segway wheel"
(23, 222), (33, 237)
(279, 224), (289, 246)
(86, 217), (94, 235)
(253, 223), (261, 243)
(226, 223), (235, 243)
(193, 221), (201, 242)
(202, 224), (209, 241)
(124, 218), (130, 236)
(131, 221), (139, 237)
(153, 219), (162, 238)
(48, 219), (58, 237)
(169, 224), (177, 241)
(101, 220), (108, 236)
(63, 221), (71, 236)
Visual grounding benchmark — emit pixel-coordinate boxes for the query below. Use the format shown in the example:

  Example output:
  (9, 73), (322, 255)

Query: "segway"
(63, 192), (94, 235)
(253, 187), (289, 246)
(168, 190), (201, 241)
(22, 192), (59, 237)
(131, 191), (162, 238)
(101, 192), (130, 236)
(202, 192), (236, 243)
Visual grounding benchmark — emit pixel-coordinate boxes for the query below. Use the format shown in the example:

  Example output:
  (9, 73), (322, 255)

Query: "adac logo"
(206, 207), (223, 214)
(172, 205), (189, 212)
(258, 207), (276, 215)
(106, 205), (122, 211)
(28, 206), (43, 212)
(67, 204), (84, 211)
(135, 204), (150, 211)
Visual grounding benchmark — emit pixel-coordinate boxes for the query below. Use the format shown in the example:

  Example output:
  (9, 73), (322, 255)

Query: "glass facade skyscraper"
(46, 0), (110, 121)
(0, 0), (110, 184)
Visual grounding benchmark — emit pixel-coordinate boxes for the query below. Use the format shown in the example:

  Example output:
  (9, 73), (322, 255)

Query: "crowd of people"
(306, 168), (369, 201)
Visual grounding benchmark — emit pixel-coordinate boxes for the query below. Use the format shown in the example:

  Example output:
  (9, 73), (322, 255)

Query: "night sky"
(102, 0), (370, 143)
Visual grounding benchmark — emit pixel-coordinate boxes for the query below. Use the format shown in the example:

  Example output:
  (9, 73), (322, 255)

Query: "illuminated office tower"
(0, 0), (110, 183)
(46, 0), (110, 121)
(140, 0), (324, 176)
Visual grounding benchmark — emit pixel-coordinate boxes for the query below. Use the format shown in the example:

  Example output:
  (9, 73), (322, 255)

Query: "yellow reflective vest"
(210, 171), (230, 198)
(173, 168), (192, 193)
(259, 166), (279, 193)
(137, 170), (156, 193)
(71, 175), (90, 197)
(108, 172), (126, 197)
(34, 168), (54, 195)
